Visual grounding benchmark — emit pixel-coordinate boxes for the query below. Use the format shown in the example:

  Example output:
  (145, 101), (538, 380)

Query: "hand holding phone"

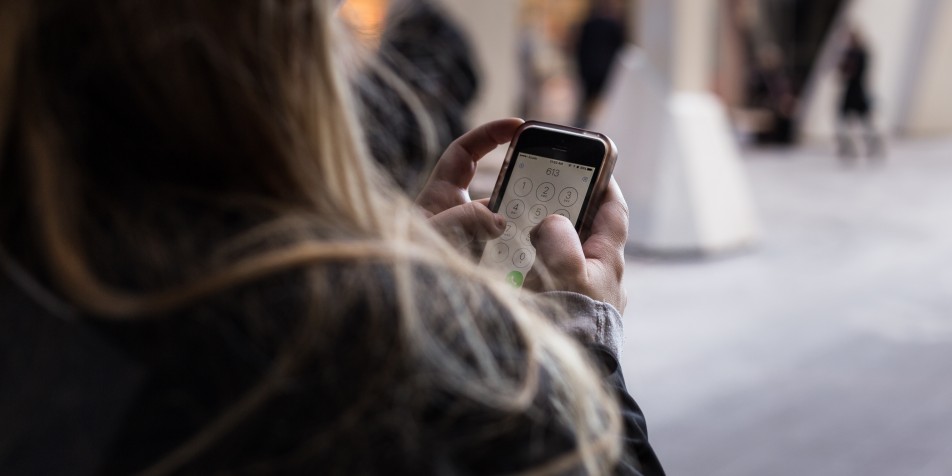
(417, 119), (525, 248)
(479, 121), (618, 289)
(530, 177), (628, 311)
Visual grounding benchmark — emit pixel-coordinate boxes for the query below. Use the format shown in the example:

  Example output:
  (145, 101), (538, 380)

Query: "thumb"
(429, 202), (506, 248)
(529, 214), (586, 289)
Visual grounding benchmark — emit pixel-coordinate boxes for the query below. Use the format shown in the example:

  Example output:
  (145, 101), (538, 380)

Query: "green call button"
(506, 270), (524, 288)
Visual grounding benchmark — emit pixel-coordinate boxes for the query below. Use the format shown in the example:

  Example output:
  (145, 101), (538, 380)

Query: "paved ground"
(618, 138), (952, 476)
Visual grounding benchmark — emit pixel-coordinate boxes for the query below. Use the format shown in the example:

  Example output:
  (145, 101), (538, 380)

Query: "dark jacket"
(574, 13), (626, 101)
(0, 259), (664, 475)
(839, 45), (871, 115)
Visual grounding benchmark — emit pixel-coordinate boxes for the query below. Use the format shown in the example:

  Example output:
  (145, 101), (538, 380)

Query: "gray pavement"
(619, 138), (952, 476)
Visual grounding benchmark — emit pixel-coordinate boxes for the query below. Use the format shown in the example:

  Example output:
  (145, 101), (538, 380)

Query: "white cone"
(593, 47), (761, 255)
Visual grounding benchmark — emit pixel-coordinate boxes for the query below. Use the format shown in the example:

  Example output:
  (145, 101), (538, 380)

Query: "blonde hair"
(0, 1), (622, 474)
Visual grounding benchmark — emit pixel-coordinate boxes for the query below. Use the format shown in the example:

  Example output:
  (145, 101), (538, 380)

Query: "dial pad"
(480, 152), (597, 288)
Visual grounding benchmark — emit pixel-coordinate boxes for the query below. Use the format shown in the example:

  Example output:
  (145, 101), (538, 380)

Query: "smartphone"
(479, 121), (617, 288)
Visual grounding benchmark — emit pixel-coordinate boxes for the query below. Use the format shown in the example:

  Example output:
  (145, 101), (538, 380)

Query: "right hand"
(528, 178), (629, 313)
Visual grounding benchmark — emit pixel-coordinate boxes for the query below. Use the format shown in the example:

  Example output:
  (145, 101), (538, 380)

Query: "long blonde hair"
(0, 0), (622, 474)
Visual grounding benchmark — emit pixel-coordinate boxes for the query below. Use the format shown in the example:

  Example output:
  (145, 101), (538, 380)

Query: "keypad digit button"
(536, 182), (555, 202)
(554, 209), (571, 220)
(501, 222), (517, 240)
(559, 187), (579, 207)
(521, 226), (533, 245)
(513, 178), (533, 197)
(528, 204), (547, 224)
(513, 248), (534, 268)
(506, 199), (525, 219)
(491, 243), (510, 263)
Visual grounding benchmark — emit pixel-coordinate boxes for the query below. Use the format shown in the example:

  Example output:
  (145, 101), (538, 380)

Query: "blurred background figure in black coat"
(837, 29), (884, 162)
(748, 43), (798, 145)
(572, 0), (626, 128)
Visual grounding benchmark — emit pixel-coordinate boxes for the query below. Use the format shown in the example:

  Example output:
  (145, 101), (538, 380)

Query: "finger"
(417, 118), (523, 217)
(582, 178), (628, 276)
(530, 214), (586, 286)
(429, 202), (506, 247)
(427, 118), (524, 191)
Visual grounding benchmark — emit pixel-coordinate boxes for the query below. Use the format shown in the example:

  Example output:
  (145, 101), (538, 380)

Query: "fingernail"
(495, 214), (506, 230)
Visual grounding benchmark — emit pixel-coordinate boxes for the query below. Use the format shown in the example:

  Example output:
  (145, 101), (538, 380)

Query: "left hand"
(417, 118), (524, 248)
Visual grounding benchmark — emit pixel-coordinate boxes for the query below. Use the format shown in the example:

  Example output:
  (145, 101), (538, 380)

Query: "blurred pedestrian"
(748, 44), (797, 145)
(517, 21), (543, 118)
(836, 29), (883, 161)
(573, 0), (627, 128)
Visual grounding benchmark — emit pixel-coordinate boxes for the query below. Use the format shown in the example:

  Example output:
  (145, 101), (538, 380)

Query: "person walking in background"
(748, 44), (797, 145)
(573, 0), (627, 128)
(837, 29), (884, 162)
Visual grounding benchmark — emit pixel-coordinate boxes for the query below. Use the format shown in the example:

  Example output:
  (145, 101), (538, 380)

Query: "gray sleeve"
(540, 291), (624, 357)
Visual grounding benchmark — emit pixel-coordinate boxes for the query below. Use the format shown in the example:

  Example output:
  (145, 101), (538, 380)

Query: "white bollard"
(593, 47), (760, 256)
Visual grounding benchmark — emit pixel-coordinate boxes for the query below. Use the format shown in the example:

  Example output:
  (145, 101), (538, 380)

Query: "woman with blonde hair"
(0, 0), (663, 474)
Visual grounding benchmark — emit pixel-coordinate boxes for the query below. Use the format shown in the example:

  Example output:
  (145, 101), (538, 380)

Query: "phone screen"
(479, 150), (602, 288)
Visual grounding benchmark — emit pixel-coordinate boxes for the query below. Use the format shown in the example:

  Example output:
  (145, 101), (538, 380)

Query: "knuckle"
(595, 246), (625, 280)
(459, 201), (479, 219)
(607, 200), (629, 228)
(613, 252), (625, 279)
